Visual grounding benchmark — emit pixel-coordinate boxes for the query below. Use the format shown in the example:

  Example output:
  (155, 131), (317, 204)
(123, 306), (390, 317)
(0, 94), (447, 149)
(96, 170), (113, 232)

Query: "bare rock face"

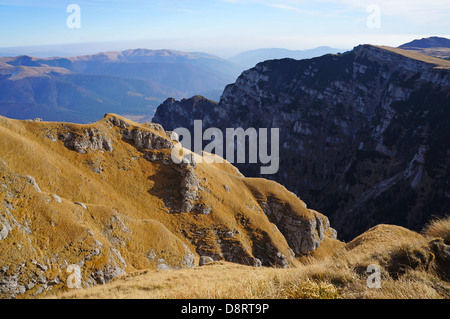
(121, 128), (174, 150)
(105, 113), (174, 151)
(105, 115), (130, 129)
(175, 158), (203, 213)
(259, 197), (335, 254)
(199, 256), (214, 266)
(59, 129), (113, 153)
(153, 96), (218, 131)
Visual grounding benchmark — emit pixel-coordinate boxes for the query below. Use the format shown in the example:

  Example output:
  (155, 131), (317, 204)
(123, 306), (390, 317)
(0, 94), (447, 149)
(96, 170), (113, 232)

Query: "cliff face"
(0, 114), (335, 298)
(153, 45), (450, 241)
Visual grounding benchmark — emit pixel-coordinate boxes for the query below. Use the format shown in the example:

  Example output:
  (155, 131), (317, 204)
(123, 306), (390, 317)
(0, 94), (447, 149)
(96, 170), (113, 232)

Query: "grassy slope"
(374, 45), (450, 69)
(52, 217), (450, 299)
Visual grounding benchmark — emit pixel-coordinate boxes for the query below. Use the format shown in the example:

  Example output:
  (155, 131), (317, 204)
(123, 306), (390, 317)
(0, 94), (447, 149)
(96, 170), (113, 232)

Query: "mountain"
(0, 49), (241, 124)
(0, 113), (336, 298)
(0, 64), (176, 123)
(399, 36), (450, 60)
(399, 36), (450, 49)
(153, 45), (450, 241)
(230, 46), (344, 69)
(38, 49), (241, 94)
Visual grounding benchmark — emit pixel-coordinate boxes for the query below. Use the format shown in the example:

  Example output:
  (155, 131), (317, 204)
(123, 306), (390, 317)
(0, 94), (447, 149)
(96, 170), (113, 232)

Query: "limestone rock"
(105, 115), (130, 129)
(59, 129), (113, 153)
(74, 202), (87, 210)
(121, 128), (174, 150)
(24, 175), (41, 193)
(258, 197), (335, 255)
(199, 256), (214, 266)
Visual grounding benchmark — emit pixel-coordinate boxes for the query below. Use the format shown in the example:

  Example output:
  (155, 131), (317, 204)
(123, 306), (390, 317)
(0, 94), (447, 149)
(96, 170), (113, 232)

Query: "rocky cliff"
(153, 45), (450, 241)
(0, 114), (335, 298)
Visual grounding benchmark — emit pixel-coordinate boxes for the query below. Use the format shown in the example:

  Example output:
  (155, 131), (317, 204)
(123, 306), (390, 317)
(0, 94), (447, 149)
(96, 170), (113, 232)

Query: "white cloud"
(327, 0), (450, 24)
(221, 0), (450, 25)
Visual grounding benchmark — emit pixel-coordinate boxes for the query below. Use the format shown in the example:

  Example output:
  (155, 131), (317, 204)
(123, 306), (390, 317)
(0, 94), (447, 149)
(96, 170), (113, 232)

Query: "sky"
(0, 0), (449, 58)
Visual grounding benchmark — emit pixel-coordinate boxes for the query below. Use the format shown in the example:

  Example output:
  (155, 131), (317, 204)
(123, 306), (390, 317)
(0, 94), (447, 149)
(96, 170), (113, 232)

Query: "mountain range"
(0, 46), (346, 124)
(0, 49), (241, 123)
(1, 39), (448, 126)
(399, 36), (450, 49)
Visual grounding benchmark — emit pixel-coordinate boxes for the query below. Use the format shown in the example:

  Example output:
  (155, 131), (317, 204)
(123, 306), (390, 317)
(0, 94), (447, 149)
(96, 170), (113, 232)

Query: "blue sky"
(0, 0), (449, 57)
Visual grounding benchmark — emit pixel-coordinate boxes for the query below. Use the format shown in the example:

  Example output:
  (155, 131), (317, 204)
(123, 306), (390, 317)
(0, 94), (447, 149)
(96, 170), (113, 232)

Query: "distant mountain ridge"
(399, 36), (450, 49)
(230, 46), (344, 68)
(1, 49), (242, 94)
(0, 49), (241, 123)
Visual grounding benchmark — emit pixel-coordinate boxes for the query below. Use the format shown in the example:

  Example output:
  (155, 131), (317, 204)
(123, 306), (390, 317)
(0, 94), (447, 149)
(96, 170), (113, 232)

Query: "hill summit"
(399, 36), (450, 49)
(398, 36), (450, 60)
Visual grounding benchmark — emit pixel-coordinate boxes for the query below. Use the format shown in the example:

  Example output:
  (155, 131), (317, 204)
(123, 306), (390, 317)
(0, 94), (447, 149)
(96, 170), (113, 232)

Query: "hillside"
(153, 44), (450, 241)
(52, 217), (450, 299)
(0, 49), (241, 124)
(0, 114), (336, 299)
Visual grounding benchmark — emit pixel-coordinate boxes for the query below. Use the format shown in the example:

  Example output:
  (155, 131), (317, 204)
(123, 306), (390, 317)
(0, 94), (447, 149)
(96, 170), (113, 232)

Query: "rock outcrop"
(58, 129), (113, 153)
(258, 197), (335, 255)
(153, 45), (450, 240)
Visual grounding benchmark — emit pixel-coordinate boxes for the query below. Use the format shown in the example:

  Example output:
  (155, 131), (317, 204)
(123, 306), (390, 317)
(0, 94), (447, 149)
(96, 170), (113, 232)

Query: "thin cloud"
(221, 0), (450, 25)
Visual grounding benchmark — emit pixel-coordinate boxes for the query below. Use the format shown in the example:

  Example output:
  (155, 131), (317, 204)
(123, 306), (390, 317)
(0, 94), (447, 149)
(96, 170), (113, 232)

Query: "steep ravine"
(153, 45), (450, 240)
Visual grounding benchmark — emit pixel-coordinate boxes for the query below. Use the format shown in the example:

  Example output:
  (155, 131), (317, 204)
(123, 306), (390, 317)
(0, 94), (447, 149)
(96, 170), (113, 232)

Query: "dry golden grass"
(49, 261), (342, 299)
(374, 45), (450, 69)
(422, 216), (450, 243)
(407, 47), (450, 60)
(50, 217), (450, 300)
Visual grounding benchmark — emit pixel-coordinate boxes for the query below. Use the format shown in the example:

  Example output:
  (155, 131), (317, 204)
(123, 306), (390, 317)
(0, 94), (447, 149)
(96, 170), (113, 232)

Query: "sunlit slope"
(52, 218), (450, 299)
(0, 114), (335, 298)
(373, 45), (450, 68)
